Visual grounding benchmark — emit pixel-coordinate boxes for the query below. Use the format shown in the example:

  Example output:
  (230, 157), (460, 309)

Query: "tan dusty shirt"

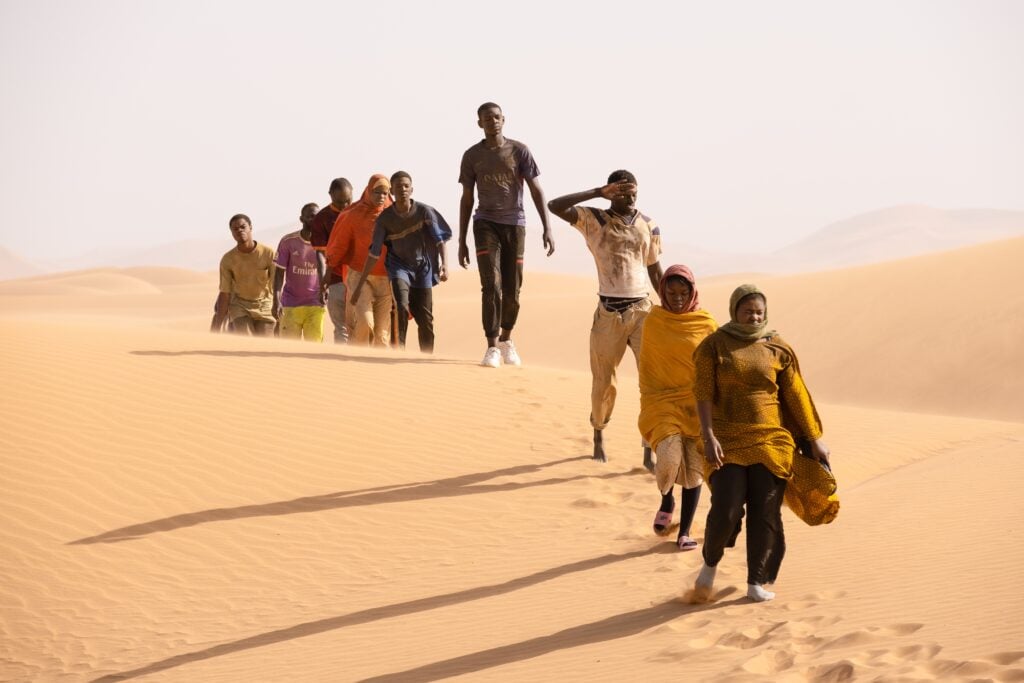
(572, 206), (662, 297)
(218, 242), (276, 301)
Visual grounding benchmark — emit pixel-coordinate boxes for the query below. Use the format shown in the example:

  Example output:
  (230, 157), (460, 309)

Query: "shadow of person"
(91, 545), (715, 682)
(131, 349), (468, 366)
(361, 591), (744, 682)
(69, 456), (641, 545)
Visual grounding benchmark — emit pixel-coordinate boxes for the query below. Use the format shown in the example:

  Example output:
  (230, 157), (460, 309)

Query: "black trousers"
(473, 219), (525, 339)
(391, 280), (434, 352)
(702, 463), (787, 585)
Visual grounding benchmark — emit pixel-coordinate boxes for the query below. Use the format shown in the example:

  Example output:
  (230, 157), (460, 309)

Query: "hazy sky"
(1, 0), (1022, 266)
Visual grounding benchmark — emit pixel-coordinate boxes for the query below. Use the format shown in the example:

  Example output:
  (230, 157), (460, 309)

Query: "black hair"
(228, 213), (251, 227)
(328, 177), (352, 193)
(607, 169), (637, 184)
(477, 102), (502, 117)
(390, 170), (412, 186)
(300, 202), (318, 214)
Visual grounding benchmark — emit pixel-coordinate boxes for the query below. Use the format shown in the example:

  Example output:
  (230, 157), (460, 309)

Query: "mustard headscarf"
(718, 283), (777, 341)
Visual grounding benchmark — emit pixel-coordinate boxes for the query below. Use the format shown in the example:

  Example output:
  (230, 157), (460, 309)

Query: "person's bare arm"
(808, 439), (831, 467)
(270, 265), (281, 321)
(273, 266), (285, 316)
(211, 292), (231, 332)
(548, 181), (638, 226)
(437, 241), (449, 282)
(697, 400), (723, 469)
(458, 183), (474, 268)
(647, 262), (664, 299)
(547, 188), (596, 225)
(315, 251), (328, 302)
(525, 176), (554, 256)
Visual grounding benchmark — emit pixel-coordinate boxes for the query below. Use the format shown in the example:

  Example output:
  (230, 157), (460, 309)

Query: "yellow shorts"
(279, 305), (325, 342)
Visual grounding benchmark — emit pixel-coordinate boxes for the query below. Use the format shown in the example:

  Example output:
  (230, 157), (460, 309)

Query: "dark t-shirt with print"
(458, 138), (539, 227)
(371, 201), (452, 288)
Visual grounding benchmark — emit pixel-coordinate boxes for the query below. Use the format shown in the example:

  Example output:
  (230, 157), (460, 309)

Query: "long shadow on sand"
(131, 349), (467, 366)
(92, 546), (736, 682)
(361, 592), (744, 682)
(70, 456), (637, 545)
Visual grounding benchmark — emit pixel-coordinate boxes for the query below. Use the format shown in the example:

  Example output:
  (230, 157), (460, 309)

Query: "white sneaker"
(747, 584), (776, 602)
(498, 340), (521, 366)
(481, 346), (501, 368)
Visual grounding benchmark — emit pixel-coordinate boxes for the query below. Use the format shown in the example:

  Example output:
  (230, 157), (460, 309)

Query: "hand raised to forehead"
(599, 181), (636, 200)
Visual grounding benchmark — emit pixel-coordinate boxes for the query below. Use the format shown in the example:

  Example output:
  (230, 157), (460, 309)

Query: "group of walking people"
(212, 101), (839, 602)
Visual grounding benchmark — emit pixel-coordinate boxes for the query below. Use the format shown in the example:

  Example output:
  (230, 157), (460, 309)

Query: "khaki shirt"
(218, 243), (276, 301)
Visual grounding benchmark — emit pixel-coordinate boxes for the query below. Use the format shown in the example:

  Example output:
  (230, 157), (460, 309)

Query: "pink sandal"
(653, 511), (673, 536)
(677, 536), (698, 551)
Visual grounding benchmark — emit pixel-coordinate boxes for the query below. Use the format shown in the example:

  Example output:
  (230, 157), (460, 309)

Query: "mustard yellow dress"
(693, 332), (823, 482)
(695, 329), (839, 527)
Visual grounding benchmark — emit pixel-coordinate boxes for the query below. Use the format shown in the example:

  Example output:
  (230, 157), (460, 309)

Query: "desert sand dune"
(1, 238), (1022, 681)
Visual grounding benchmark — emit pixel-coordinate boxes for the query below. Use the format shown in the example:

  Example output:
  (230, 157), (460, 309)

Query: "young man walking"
(274, 202), (326, 341)
(309, 177), (353, 343)
(548, 171), (663, 463)
(350, 171), (451, 353)
(211, 214), (278, 335)
(458, 102), (554, 367)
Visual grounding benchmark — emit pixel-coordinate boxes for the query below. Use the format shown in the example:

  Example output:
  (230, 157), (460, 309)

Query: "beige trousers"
(655, 434), (705, 494)
(347, 270), (392, 347)
(589, 298), (652, 430)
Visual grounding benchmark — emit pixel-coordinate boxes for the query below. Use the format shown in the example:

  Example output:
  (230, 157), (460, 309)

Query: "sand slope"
(1, 239), (1023, 681)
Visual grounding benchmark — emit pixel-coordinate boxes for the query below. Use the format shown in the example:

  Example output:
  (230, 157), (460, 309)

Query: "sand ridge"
(1, 238), (1023, 681)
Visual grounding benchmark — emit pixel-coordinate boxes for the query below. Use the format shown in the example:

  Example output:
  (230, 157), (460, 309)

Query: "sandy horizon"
(2, 237), (1023, 681)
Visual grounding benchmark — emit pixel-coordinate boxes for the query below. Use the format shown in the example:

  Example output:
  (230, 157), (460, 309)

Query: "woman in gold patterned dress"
(691, 284), (831, 602)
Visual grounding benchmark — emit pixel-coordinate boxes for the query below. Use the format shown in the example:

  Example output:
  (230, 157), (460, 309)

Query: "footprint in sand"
(740, 647), (796, 675)
(986, 652), (1024, 666)
(823, 629), (886, 650)
(570, 491), (633, 508)
(802, 659), (856, 682)
(873, 622), (924, 637)
(893, 643), (942, 660)
(680, 585), (738, 607)
(927, 658), (994, 678)
(786, 615), (843, 636)
(708, 621), (787, 650)
(646, 647), (690, 663)
(804, 589), (848, 601)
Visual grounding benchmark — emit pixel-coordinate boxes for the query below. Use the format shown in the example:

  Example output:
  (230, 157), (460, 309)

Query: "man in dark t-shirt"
(349, 171), (452, 353)
(309, 177), (353, 343)
(458, 102), (554, 368)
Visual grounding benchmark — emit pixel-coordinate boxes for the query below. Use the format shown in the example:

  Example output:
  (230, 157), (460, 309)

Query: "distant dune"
(532, 204), (1024, 278)
(0, 247), (42, 281)
(7, 205), (1022, 281)
(771, 204), (1024, 271)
